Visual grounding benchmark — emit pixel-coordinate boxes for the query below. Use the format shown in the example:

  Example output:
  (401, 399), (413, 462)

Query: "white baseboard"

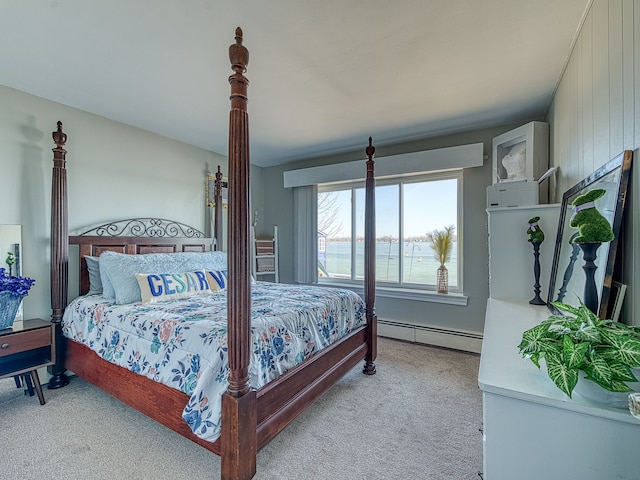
(378, 319), (483, 354)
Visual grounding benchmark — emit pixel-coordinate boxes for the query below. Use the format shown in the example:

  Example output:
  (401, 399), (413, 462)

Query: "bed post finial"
(366, 136), (375, 158)
(229, 26), (249, 75)
(363, 137), (377, 376)
(53, 120), (67, 150)
(214, 165), (223, 198)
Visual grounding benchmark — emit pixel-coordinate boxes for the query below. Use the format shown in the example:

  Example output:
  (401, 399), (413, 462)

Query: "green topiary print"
(569, 188), (614, 243)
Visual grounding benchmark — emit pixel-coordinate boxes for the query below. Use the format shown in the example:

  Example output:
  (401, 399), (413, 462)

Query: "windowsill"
(317, 282), (468, 305)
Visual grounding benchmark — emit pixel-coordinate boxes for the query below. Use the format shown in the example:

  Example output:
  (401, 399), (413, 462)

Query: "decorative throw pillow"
(99, 250), (227, 304)
(135, 271), (212, 304)
(206, 270), (228, 292)
(85, 256), (103, 295)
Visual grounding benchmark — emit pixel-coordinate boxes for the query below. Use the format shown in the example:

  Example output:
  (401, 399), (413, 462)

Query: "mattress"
(62, 281), (366, 442)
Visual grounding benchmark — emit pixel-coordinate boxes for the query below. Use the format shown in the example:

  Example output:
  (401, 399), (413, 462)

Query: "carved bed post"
(48, 121), (70, 388)
(213, 165), (224, 250)
(363, 137), (377, 375)
(221, 27), (257, 480)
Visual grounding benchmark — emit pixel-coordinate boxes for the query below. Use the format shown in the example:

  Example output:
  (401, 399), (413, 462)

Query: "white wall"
(547, 0), (639, 325)
(0, 85), (227, 321)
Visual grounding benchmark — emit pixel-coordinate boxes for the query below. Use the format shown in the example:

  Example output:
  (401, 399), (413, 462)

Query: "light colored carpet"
(0, 337), (482, 479)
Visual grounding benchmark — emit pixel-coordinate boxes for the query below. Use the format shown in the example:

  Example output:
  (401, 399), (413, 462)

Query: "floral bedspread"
(62, 282), (366, 443)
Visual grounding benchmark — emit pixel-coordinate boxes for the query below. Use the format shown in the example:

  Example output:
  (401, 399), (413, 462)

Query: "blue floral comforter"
(62, 282), (366, 442)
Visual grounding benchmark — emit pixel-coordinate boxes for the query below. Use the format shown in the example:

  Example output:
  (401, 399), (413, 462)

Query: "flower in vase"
(0, 267), (35, 297)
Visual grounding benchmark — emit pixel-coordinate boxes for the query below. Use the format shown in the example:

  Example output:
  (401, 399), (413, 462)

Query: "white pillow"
(135, 271), (212, 304)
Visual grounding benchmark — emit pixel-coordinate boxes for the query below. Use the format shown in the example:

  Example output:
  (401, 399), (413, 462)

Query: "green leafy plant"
(518, 300), (640, 398)
(427, 225), (455, 267)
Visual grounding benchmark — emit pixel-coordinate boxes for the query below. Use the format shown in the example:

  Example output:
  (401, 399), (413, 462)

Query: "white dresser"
(481, 204), (640, 479)
(479, 299), (640, 479)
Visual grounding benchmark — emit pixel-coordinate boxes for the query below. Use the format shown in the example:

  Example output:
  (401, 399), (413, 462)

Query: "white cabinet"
(487, 204), (560, 303)
(479, 299), (640, 479)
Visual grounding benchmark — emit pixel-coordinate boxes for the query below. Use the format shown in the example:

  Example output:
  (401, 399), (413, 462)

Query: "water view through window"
(318, 174), (459, 290)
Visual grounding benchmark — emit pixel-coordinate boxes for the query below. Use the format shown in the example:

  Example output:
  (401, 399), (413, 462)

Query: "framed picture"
(547, 150), (633, 318)
(206, 174), (228, 208)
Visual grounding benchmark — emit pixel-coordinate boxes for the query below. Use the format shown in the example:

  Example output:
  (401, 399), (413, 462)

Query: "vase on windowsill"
(428, 225), (455, 295)
(437, 265), (448, 294)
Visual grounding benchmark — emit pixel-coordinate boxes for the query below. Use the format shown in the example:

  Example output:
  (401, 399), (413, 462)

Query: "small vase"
(578, 242), (601, 314)
(437, 265), (448, 294)
(0, 291), (24, 329)
(573, 369), (640, 409)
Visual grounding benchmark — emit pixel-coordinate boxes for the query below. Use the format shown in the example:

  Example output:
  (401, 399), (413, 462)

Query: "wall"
(260, 122), (545, 348)
(547, 0), (639, 326)
(0, 85), (227, 321)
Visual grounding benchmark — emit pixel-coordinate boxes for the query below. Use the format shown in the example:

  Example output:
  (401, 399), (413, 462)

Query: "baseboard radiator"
(378, 319), (483, 354)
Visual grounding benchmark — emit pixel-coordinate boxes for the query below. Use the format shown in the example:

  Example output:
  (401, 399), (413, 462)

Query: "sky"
(323, 178), (458, 239)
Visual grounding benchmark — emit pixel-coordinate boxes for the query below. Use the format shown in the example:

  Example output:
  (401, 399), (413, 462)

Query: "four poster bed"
(48, 28), (377, 480)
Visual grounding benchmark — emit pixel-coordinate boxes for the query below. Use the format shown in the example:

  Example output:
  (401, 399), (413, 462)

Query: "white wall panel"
(547, 0), (639, 326)
(592, 0), (611, 173)
(581, 12), (595, 175)
(622, 0), (635, 150)
(609, 0), (625, 157)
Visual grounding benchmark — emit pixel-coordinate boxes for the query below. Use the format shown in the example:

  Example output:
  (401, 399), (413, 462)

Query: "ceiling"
(1, 1), (590, 167)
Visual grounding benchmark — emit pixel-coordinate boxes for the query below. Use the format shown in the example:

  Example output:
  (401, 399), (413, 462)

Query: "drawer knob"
(1, 343), (9, 349)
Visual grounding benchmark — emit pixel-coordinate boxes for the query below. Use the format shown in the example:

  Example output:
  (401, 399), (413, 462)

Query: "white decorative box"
(492, 121), (549, 203)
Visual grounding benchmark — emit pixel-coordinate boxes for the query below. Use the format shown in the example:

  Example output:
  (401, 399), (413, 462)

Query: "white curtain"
(293, 185), (318, 284)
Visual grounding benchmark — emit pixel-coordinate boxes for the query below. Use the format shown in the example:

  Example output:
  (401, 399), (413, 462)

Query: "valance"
(283, 142), (483, 188)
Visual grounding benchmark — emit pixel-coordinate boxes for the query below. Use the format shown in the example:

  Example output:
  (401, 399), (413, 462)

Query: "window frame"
(317, 169), (464, 294)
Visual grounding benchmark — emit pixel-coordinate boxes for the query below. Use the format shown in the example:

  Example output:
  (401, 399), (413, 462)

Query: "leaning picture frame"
(547, 150), (633, 318)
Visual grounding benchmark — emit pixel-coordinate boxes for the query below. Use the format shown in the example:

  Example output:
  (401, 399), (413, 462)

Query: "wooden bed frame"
(48, 28), (377, 480)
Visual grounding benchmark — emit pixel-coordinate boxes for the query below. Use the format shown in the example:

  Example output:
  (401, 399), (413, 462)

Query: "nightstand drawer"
(0, 328), (52, 358)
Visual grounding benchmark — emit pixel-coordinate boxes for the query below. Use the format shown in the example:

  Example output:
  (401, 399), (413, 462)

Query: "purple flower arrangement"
(0, 267), (35, 297)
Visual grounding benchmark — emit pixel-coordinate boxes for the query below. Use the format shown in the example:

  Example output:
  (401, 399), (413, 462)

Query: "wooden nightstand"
(0, 319), (55, 405)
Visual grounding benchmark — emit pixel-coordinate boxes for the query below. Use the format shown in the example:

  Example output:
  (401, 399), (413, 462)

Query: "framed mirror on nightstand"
(0, 225), (23, 320)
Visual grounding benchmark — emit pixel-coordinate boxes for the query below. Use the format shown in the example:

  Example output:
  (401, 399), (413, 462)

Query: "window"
(317, 171), (461, 291)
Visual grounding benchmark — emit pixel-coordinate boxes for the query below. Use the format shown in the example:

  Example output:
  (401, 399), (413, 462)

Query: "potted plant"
(0, 267), (35, 329)
(427, 225), (455, 294)
(518, 300), (640, 402)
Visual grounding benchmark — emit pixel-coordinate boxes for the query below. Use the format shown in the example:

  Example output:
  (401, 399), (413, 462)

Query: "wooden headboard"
(69, 218), (213, 296)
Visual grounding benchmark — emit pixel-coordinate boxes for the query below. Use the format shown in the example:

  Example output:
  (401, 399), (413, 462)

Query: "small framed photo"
(608, 281), (627, 322)
(206, 175), (228, 208)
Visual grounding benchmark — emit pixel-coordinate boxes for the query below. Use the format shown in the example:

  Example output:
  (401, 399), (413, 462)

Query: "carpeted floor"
(0, 337), (482, 479)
